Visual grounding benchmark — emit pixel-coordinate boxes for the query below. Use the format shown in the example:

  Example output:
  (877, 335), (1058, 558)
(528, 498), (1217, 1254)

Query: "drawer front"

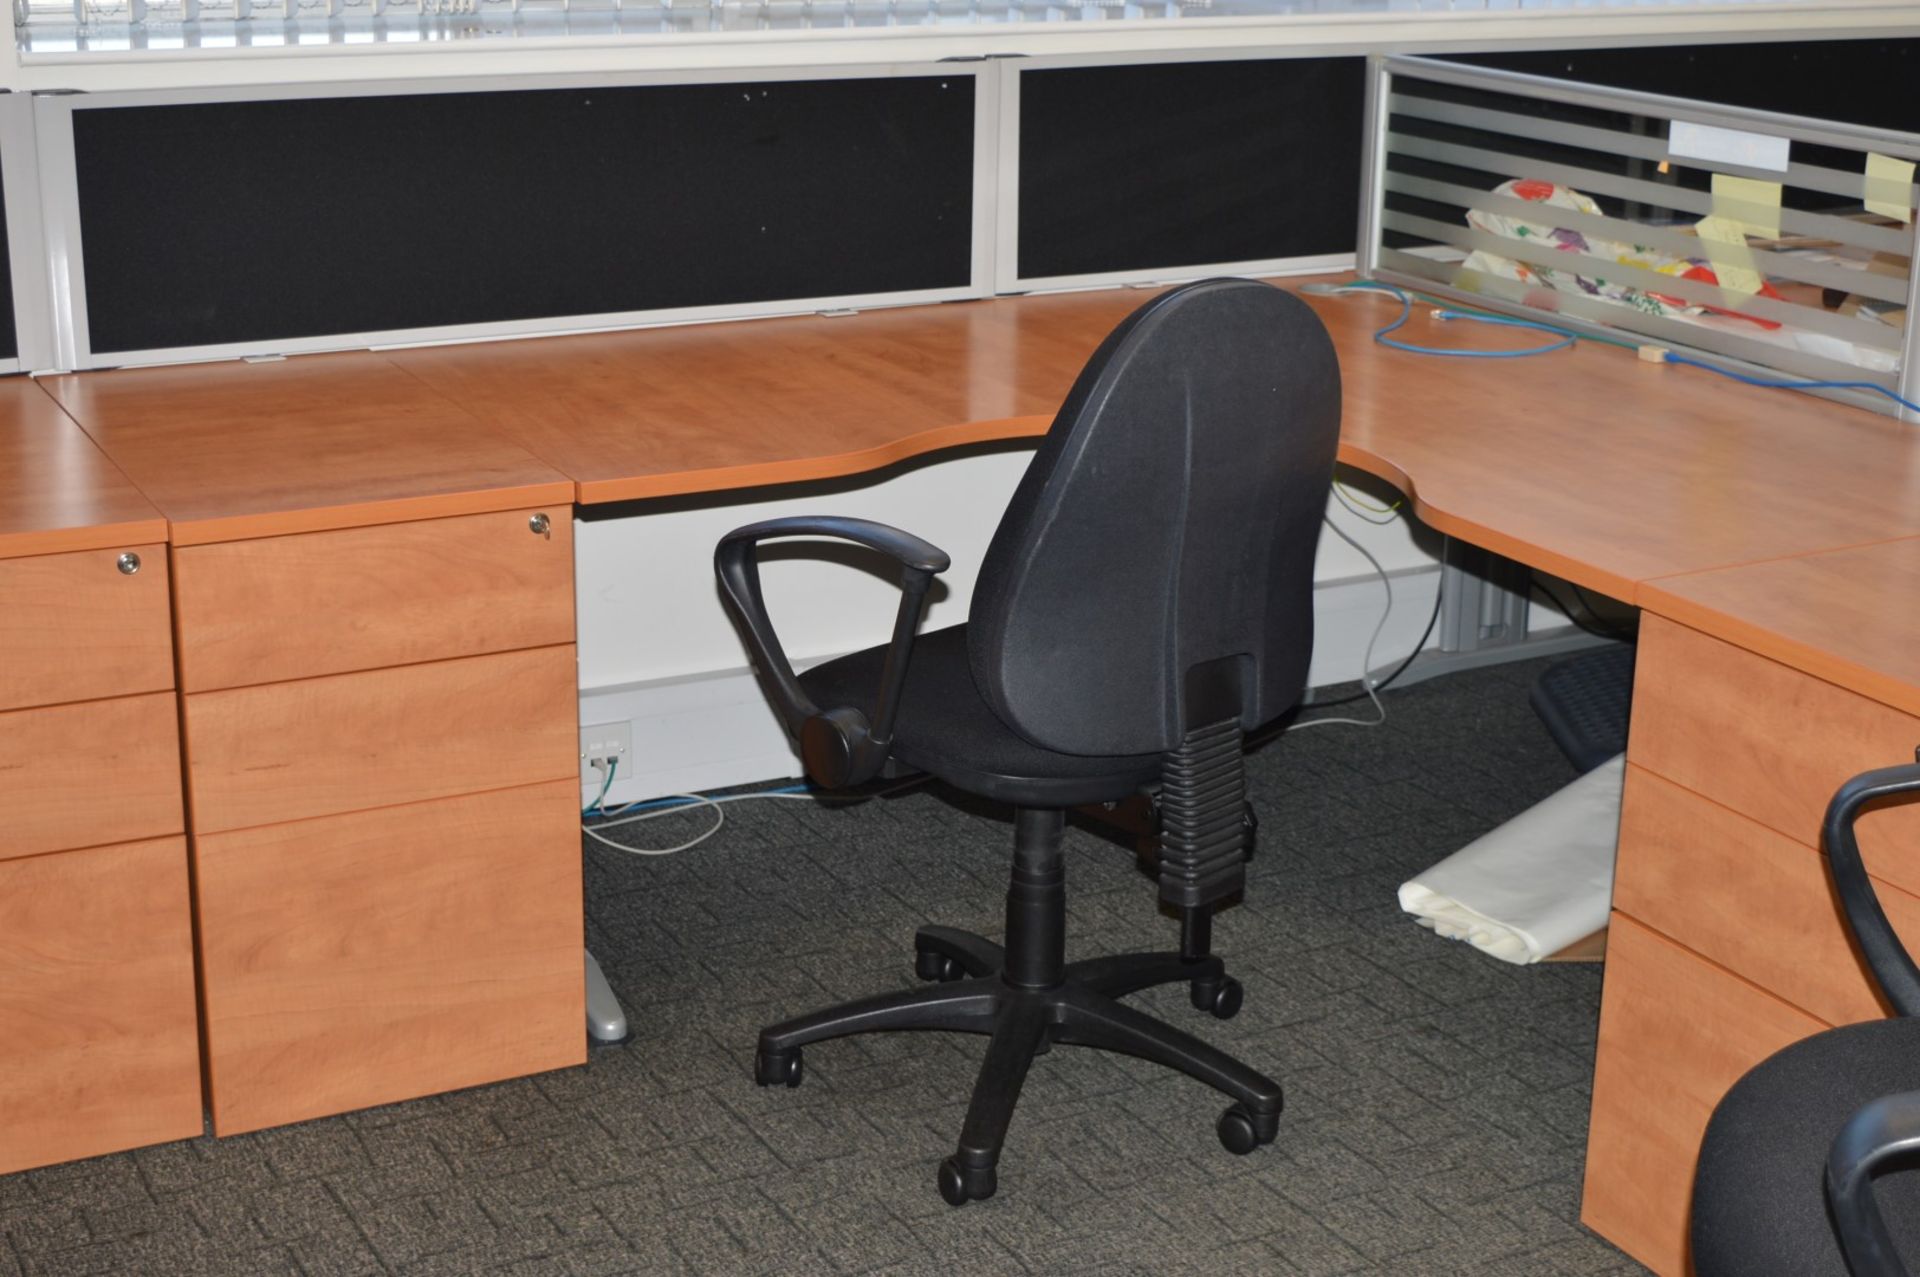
(0, 836), (203, 1174)
(1616, 765), (1920, 1027)
(173, 507), (574, 692)
(185, 645), (578, 833)
(1582, 914), (1823, 1277)
(0, 544), (173, 712)
(0, 693), (184, 859)
(196, 780), (585, 1134)
(1631, 614), (1920, 898)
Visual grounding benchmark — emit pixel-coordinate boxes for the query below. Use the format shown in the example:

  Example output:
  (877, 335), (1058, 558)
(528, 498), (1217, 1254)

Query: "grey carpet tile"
(1, 655), (1652, 1276)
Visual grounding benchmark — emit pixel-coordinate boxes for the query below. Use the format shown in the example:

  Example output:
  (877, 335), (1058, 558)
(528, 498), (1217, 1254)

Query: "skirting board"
(580, 562), (1576, 805)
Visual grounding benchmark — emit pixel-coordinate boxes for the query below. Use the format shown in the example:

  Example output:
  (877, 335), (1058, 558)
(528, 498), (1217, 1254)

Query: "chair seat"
(1693, 1016), (1920, 1276)
(799, 624), (1161, 807)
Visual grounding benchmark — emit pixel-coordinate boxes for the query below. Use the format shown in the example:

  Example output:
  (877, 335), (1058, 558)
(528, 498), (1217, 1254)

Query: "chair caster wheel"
(915, 949), (964, 983)
(937, 1155), (996, 1206)
(1242, 803), (1259, 860)
(1191, 975), (1243, 1020)
(754, 1046), (802, 1088)
(1216, 1103), (1278, 1155)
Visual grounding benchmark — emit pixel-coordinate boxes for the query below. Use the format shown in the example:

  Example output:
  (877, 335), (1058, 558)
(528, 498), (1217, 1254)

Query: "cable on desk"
(1327, 280), (1620, 360)
(1656, 350), (1920, 417)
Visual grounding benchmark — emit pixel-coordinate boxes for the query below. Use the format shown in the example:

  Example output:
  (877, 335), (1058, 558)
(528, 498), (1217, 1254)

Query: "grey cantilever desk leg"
(586, 950), (630, 1044)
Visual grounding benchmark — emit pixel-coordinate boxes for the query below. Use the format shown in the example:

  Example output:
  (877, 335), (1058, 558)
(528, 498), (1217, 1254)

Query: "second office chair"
(715, 278), (1342, 1204)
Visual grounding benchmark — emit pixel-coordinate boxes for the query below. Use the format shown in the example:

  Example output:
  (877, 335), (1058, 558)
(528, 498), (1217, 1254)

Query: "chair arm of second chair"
(715, 515), (950, 789)
(1825, 763), (1920, 1017)
(1822, 761), (1920, 1277)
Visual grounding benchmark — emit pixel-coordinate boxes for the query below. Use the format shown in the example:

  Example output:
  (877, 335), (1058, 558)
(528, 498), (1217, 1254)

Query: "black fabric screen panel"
(73, 76), (976, 356)
(1017, 57), (1364, 282)
(1460, 41), (1920, 133)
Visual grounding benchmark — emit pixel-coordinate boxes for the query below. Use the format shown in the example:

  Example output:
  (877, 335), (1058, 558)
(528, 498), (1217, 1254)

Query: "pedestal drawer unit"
(171, 507), (586, 1135)
(0, 543), (202, 1175)
(1583, 613), (1920, 1275)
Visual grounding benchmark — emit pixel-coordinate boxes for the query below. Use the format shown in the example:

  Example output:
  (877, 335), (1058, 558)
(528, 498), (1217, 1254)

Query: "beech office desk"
(6, 279), (1920, 1275)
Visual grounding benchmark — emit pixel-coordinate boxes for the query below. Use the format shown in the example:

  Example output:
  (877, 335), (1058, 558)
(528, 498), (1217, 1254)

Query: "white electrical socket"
(580, 721), (633, 769)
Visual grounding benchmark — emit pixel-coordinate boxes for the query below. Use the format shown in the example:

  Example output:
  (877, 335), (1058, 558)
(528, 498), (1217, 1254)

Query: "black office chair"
(1692, 763), (1920, 1275)
(714, 278), (1340, 1205)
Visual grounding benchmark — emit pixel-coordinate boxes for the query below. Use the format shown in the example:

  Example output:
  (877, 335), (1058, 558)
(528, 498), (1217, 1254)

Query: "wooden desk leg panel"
(0, 837), (204, 1175)
(1581, 915), (1824, 1277)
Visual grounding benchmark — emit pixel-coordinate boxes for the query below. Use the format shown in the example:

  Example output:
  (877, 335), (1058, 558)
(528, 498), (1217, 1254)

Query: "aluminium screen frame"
(31, 59), (1001, 371)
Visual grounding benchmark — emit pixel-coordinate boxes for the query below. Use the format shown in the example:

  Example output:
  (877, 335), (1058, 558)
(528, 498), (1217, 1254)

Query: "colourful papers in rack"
(1865, 151), (1917, 224)
(1694, 215), (1763, 298)
(1710, 173), (1783, 240)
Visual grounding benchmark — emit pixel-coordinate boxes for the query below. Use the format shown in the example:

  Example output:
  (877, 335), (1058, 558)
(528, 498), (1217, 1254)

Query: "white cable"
(584, 792), (726, 857)
(1286, 514), (1395, 733)
(583, 775), (931, 858)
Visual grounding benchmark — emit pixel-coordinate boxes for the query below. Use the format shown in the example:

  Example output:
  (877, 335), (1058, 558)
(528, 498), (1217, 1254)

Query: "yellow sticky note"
(1695, 215), (1763, 298)
(1865, 151), (1916, 223)
(1711, 173), (1783, 240)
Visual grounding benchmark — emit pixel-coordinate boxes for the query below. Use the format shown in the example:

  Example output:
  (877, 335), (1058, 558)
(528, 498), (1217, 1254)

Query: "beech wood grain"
(0, 836), (203, 1174)
(0, 543), (173, 712)
(0, 379), (163, 560)
(173, 507), (575, 691)
(195, 781), (585, 1135)
(0, 693), (184, 859)
(183, 645), (579, 834)
(1641, 535), (1920, 720)
(1616, 764), (1920, 1027)
(390, 279), (1920, 605)
(44, 354), (572, 545)
(1630, 615), (1920, 899)
(1581, 915), (1824, 1277)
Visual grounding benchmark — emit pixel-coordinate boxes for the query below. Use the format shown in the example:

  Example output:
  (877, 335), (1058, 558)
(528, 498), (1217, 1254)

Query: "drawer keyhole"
(117, 552), (141, 576)
(529, 513), (552, 540)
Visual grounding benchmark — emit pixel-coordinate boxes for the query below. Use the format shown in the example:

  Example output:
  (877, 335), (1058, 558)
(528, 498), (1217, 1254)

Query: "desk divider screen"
(40, 64), (990, 369)
(1007, 54), (1363, 292)
(1360, 55), (1920, 421)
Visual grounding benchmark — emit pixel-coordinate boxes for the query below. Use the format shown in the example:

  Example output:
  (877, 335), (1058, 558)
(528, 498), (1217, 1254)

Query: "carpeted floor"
(0, 657), (1647, 1276)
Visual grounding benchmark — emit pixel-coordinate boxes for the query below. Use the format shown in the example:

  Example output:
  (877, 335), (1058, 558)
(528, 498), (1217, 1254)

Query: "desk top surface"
(0, 378), (164, 560)
(1639, 536), (1920, 720)
(44, 355), (574, 545)
(387, 279), (1920, 604)
(32, 274), (1920, 712)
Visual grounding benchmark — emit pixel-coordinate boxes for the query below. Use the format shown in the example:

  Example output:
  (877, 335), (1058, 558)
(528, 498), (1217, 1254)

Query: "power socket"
(580, 721), (633, 771)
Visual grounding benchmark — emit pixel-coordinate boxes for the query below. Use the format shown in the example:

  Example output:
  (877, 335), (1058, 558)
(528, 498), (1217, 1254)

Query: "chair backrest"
(967, 278), (1341, 757)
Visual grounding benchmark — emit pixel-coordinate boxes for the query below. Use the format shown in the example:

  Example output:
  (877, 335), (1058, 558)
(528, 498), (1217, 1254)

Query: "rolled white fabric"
(1398, 753), (1625, 964)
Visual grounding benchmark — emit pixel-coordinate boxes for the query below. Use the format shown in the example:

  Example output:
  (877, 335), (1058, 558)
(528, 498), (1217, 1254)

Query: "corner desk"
(7, 279), (1920, 1276)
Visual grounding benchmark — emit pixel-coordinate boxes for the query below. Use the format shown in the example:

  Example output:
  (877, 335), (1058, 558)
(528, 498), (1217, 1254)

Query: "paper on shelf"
(1711, 173), (1783, 240)
(1669, 120), (1791, 173)
(1694, 215), (1763, 298)
(1865, 151), (1916, 224)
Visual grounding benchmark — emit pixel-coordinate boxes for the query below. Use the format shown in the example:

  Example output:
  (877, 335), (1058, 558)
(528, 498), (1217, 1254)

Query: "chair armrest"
(1827, 1088), (1920, 1277)
(715, 516), (950, 788)
(1824, 762), (1920, 1017)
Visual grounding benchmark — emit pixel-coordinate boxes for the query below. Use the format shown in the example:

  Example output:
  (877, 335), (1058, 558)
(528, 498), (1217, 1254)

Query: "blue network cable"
(1336, 280), (1579, 358)
(1336, 279), (1920, 415)
(1658, 350), (1920, 418)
